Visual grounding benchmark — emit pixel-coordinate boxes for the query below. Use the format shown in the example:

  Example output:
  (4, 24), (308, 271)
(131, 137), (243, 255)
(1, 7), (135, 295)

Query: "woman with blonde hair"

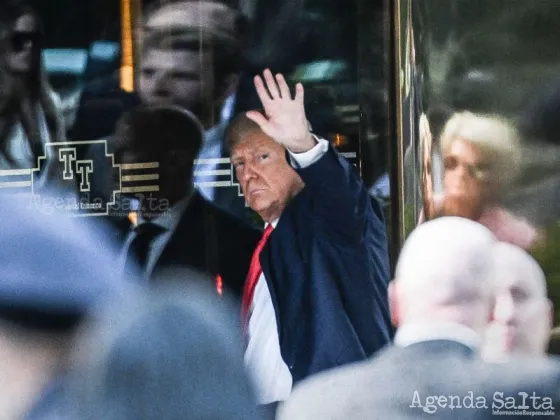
(437, 111), (538, 249)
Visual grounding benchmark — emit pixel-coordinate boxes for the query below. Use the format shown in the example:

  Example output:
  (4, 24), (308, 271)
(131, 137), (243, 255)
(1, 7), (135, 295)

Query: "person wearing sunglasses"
(436, 111), (539, 249)
(0, 0), (64, 170)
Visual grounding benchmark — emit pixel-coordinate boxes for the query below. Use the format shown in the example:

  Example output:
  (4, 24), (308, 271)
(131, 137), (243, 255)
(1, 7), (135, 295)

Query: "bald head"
(484, 242), (551, 357)
(391, 217), (497, 332)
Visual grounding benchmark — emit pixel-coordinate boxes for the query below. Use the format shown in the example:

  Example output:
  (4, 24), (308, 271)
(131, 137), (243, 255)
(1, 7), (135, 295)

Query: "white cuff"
(288, 137), (329, 169)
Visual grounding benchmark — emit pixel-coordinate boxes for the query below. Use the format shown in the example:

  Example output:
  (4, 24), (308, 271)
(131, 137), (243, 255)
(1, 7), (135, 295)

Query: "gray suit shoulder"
(278, 353), (385, 420)
(279, 350), (560, 420)
(484, 355), (560, 395)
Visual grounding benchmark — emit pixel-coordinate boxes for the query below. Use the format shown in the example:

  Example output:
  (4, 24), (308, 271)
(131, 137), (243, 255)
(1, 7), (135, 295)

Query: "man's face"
(138, 48), (215, 115)
(442, 138), (490, 220)
(491, 262), (551, 355)
(231, 131), (304, 222)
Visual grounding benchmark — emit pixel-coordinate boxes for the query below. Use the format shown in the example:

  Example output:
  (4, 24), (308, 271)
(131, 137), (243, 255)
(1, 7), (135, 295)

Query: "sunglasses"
(10, 31), (41, 51)
(444, 155), (491, 182)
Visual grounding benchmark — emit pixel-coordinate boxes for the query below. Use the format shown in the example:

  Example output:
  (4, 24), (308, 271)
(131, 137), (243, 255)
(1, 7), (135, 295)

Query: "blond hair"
(440, 112), (522, 189)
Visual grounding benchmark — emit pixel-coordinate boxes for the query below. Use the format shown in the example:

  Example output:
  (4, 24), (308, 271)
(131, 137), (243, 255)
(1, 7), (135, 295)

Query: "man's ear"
(388, 281), (399, 327)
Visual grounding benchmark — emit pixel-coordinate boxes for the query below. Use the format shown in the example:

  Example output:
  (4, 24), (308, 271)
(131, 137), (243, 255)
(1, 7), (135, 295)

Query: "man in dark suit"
(226, 69), (392, 406)
(114, 105), (260, 298)
(278, 217), (560, 420)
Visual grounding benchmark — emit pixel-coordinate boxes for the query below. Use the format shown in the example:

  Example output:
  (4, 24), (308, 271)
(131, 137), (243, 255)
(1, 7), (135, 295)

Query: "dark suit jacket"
(151, 192), (261, 298)
(113, 192), (260, 300)
(261, 145), (392, 385)
(279, 340), (560, 420)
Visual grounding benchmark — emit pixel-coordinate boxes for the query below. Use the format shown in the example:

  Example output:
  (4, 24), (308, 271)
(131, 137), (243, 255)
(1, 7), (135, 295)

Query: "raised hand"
(246, 69), (316, 153)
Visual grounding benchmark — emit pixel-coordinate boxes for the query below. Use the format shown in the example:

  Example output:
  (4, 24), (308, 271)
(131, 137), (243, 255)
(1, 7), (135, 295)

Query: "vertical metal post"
(120, 0), (137, 92)
(387, 0), (406, 268)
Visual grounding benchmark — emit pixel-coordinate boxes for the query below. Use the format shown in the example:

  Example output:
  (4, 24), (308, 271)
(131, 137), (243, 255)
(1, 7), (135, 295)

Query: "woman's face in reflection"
(6, 14), (40, 74)
(443, 138), (491, 220)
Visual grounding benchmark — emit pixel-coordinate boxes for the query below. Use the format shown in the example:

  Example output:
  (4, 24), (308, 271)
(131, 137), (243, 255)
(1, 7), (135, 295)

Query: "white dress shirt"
(393, 322), (481, 351)
(244, 137), (329, 404)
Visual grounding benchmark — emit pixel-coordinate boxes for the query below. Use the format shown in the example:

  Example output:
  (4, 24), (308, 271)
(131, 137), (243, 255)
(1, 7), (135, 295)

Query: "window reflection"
(0, 0), (391, 240)
(402, 0), (560, 331)
(0, 3), (63, 171)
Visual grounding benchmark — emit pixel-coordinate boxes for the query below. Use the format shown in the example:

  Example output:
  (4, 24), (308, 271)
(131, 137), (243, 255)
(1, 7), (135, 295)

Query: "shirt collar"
(394, 322), (481, 351)
(135, 195), (190, 232)
(266, 219), (279, 229)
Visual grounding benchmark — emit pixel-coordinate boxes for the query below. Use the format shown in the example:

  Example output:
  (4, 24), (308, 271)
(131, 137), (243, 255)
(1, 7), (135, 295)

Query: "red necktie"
(241, 224), (274, 331)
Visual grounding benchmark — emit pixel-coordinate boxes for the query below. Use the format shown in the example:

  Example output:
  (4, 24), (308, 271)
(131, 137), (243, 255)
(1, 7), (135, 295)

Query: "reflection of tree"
(532, 223), (560, 325)
(419, 114), (434, 220)
(403, 204), (416, 239)
(419, 0), (560, 116)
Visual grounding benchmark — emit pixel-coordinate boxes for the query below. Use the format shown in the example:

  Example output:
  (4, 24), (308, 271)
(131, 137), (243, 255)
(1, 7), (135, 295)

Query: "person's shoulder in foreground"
(54, 282), (269, 420)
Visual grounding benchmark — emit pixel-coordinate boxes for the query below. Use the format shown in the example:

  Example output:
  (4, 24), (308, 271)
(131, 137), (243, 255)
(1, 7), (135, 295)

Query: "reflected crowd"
(0, 0), (559, 419)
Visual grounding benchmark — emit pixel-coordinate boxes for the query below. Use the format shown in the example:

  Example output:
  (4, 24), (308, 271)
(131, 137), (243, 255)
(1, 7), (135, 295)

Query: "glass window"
(0, 0), (393, 287)
(400, 0), (560, 337)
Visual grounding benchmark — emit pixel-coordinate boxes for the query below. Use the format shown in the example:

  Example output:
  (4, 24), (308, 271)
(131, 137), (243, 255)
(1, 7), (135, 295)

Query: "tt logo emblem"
(58, 148), (94, 192)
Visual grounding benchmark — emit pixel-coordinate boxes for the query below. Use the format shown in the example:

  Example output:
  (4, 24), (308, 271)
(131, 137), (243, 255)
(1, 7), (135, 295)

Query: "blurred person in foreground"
(435, 111), (539, 249)
(278, 217), (560, 420)
(227, 70), (391, 408)
(114, 105), (259, 298)
(60, 279), (265, 420)
(483, 242), (552, 361)
(0, 191), (135, 420)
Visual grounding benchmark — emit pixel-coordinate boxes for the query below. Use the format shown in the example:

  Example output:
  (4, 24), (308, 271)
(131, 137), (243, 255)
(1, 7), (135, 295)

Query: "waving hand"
(246, 69), (316, 153)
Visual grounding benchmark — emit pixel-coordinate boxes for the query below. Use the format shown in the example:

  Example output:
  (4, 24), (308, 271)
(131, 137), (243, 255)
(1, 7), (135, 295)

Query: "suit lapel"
(154, 193), (207, 272)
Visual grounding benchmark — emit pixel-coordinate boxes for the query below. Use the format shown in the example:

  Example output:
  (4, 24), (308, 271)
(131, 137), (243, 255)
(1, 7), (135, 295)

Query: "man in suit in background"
(226, 69), (392, 407)
(278, 217), (560, 420)
(140, 0), (250, 219)
(78, 0), (250, 221)
(114, 105), (260, 299)
(0, 192), (136, 420)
